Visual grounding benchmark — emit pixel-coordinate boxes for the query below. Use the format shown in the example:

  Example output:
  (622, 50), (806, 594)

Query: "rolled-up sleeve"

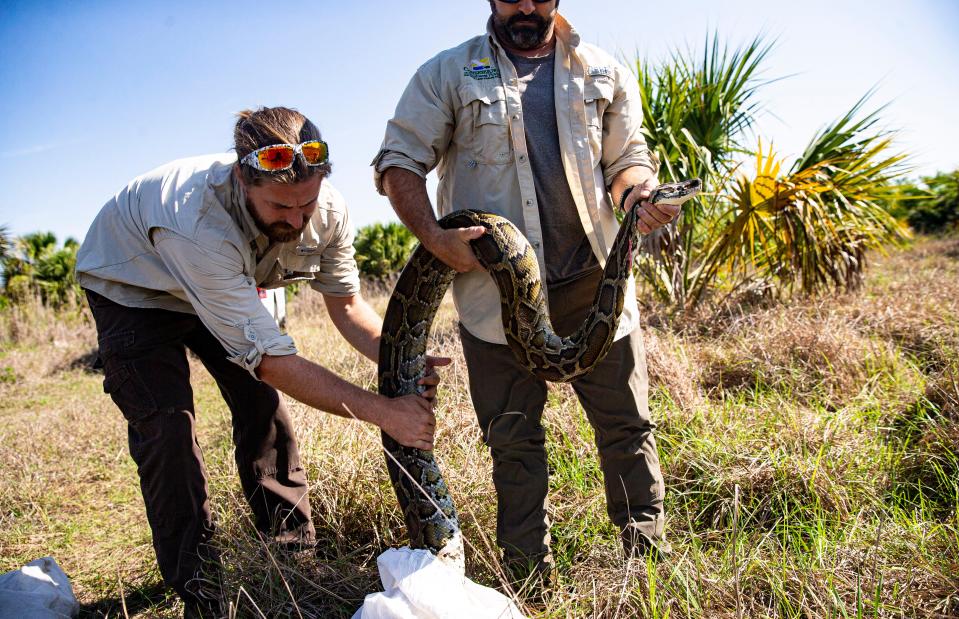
(601, 65), (660, 188)
(309, 195), (361, 297)
(152, 229), (297, 377)
(372, 58), (455, 194)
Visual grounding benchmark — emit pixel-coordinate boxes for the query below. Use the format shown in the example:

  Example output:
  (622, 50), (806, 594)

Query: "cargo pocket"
(459, 82), (513, 165)
(584, 79), (614, 163)
(102, 362), (159, 423)
(98, 330), (159, 422)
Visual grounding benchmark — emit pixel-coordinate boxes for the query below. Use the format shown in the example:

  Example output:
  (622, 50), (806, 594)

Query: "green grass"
(0, 238), (957, 618)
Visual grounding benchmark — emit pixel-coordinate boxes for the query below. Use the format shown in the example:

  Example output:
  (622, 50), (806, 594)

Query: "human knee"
(593, 422), (655, 457)
(482, 411), (545, 451)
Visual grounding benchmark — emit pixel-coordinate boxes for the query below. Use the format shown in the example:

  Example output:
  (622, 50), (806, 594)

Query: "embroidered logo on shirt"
(588, 66), (613, 79)
(464, 57), (500, 80)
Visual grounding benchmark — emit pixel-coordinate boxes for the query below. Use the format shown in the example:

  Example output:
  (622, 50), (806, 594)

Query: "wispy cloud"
(0, 139), (84, 159)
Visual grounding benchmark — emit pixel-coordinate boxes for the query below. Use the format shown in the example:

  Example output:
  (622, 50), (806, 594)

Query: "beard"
(493, 9), (553, 50)
(246, 198), (307, 243)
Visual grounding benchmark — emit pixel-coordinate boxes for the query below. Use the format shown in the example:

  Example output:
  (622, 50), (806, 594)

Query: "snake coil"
(378, 179), (701, 559)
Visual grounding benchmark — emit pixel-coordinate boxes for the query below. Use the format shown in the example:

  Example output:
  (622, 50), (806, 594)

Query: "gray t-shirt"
(507, 49), (599, 285)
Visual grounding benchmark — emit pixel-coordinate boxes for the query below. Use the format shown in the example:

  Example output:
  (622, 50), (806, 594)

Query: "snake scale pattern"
(378, 179), (701, 558)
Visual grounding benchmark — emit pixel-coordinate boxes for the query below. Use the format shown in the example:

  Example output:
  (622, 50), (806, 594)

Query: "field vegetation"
(2, 33), (957, 619)
(1, 234), (957, 618)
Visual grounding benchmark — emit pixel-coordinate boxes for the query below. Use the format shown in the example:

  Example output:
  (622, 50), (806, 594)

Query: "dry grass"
(1, 237), (957, 618)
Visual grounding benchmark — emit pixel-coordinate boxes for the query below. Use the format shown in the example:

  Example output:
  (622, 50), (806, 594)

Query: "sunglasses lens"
(300, 141), (328, 165)
(256, 146), (295, 171)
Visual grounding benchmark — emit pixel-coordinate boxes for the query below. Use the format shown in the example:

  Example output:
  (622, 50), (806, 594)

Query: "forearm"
(382, 166), (484, 272)
(323, 293), (382, 362)
(257, 353), (385, 425)
(382, 167), (442, 244)
(610, 165), (658, 208)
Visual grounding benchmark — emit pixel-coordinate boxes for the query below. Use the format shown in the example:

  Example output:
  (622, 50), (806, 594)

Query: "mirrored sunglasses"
(240, 140), (329, 172)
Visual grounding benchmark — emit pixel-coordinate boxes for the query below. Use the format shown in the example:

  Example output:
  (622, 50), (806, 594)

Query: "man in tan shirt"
(77, 107), (446, 617)
(374, 0), (680, 587)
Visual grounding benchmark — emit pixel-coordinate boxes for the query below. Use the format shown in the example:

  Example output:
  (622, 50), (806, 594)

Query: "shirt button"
(525, 199), (533, 206)
(531, 241), (541, 249)
(512, 113), (520, 120)
(518, 154), (527, 162)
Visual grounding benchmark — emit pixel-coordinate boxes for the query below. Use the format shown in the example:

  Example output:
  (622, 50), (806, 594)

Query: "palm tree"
(635, 35), (774, 306)
(0, 226), (10, 261)
(634, 35), (909, 309)
(1, 232), (82, 306)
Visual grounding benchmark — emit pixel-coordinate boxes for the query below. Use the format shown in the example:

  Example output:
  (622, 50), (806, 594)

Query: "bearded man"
(77, 106), (447, 617)
(373, 0), (680, 590)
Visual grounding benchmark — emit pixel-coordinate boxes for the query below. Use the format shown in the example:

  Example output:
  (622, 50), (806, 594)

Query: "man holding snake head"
(374, 0), (680, 592)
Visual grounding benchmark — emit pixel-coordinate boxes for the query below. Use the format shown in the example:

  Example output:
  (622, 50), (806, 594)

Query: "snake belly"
(377, 179), (701, 555)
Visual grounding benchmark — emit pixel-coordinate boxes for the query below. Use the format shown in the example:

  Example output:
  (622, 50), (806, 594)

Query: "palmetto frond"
(634, 34), (776, 305)
(0, 225), (10, 261)
(18, 231), (58, 261)
(637, 33), (774, 182)
(632, 34), (909, 310)
(691, 129), (909, 304)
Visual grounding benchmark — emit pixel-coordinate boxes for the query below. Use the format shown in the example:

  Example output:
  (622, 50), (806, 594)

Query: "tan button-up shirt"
(373, 14), (658, 344)
(76, 154), (361, 375)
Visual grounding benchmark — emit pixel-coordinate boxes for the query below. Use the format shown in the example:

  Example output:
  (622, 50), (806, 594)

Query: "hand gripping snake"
(377, 179), (701, 563)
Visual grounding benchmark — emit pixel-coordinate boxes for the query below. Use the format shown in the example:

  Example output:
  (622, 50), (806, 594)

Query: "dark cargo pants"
(459, 269), (665, 566)
(85, 290), (314, 605)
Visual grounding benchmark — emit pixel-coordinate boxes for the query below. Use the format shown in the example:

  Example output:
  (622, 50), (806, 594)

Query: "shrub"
(886, 170), (959, 234)
(353, 222), (418, 280)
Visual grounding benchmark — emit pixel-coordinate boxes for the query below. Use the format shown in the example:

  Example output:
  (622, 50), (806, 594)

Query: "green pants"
(459, 269), (666, 561)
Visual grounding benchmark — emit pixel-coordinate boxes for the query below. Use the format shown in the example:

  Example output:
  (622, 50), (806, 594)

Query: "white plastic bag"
(0, 557), (79, 618)
(352, 548), (526, 619)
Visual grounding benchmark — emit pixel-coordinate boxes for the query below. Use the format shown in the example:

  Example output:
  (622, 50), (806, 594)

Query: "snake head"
(649, 178), (702, 206)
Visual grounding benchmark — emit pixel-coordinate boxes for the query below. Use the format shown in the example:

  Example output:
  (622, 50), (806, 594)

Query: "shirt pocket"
(584, 78), (615, 163)
(277, 243), (325, 283)
(458, 81), (514, 165)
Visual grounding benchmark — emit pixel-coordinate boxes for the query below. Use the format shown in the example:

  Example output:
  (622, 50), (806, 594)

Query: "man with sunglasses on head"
(374, 0), (678, 592)
(77, 106), (447, 618)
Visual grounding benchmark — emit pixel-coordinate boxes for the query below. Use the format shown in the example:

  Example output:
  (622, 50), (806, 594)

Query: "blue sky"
(1, 0), (957, 243)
